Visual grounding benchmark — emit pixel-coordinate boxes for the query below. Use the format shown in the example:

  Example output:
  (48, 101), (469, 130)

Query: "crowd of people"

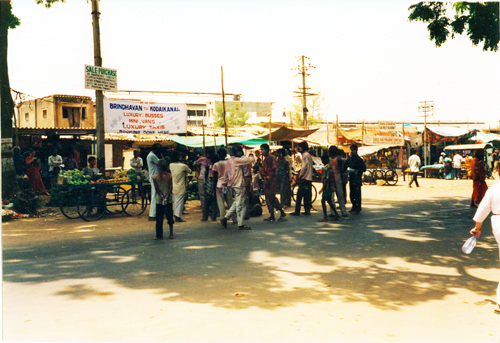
(147, 141), (367, 240)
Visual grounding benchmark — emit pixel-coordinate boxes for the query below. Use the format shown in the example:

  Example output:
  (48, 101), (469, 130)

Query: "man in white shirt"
(220, 145), (254, 230)
(408, 150), (421, 188)
(470, 165), (500, 314)
(147, 143), (162, 221)
(130, 150), (143, 172)
(291, 141), (313, 216)
(453, 152), (464, 180)
(48, 149), (63, 172)
(169, 151), (192, 222)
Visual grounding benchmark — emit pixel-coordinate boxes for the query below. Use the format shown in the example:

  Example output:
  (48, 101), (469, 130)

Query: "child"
(318, 154), (339, 222)
(152, 159), (174, 240)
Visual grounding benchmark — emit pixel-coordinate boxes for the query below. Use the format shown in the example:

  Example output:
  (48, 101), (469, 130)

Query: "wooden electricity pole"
(221, 66), (228, 149)
(293, 55), (316, 128)
(419, 100), (434, 166)
(91, 0), (105, 167)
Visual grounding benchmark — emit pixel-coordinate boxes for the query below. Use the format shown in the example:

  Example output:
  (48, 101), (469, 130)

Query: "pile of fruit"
(186, 175), (199, 201)
(61, 170), (91, 186)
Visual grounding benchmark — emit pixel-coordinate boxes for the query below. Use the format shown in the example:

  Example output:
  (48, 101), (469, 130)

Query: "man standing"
(147, 143), (162, 221)
(291, 141), (313, 216)
(194, 151), (212, 209)
(408, 149), (421, 188)
(220, 145), (254, 230)
(347, 144), (366, 214)
(169, 151), (192, 222)
(259, 144), (286, 222)
(48, 149), (63, 173)
(453, 152), (464, 180)
(130, 150), (143, 172)
(152, 159), (174, 240)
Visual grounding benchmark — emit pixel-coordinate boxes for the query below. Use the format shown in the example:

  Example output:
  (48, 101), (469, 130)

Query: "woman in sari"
(471, 149), (488, 207)
(25, 150), (49, 195)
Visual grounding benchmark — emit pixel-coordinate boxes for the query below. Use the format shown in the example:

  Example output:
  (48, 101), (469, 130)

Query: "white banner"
(363, 135), (404, 146)
(104, 99), (187, 134)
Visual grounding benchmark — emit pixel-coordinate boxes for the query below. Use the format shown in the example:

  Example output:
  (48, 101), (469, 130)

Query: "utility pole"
(91, 0), (105, 167)
(221, 66), (228, 149)
(293, 55), (316, 128)
(418, 100), (434, 166)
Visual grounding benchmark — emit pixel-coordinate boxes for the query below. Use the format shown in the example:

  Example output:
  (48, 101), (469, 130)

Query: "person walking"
(453, 152), (464, 180)
(291, 141), (313, 216)
(220, 145), (254, 230)
(347, 144), (366, 214)
(201, 154), (219, 222)
(408, 149), (421, 188)
(147, 143), (162, 221)
(212, 148), (236, 224)
(169, 151), (192, 222)
(329, 146), (348, 218)
(152, 159), (174, 240)
(471, 149), (488, 208)
(276, 148), (292, 208)
(194, 150), (213, 209)
(318, 154), (339, 222)
(259, 144), (287, 222)
(469, 164), (500, 314)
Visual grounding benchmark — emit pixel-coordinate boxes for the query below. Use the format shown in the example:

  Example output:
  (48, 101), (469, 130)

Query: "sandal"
(238, 225), (252, 230)
(318, 218), (328, 222)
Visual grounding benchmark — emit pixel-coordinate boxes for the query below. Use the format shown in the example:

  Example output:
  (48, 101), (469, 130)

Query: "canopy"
(470, 132), (500, 143)
(257, 126), (319, 141)
(444, 143), (493, 151)
(164, 135), (265, 148)
(426, 126), (477, 144)
(357, 144), (401, 157)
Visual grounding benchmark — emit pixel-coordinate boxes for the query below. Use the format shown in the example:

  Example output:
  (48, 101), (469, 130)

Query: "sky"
(8, 0), (500, 125)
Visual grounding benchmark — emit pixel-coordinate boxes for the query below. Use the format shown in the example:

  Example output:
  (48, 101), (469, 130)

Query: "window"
(25, 113), (29, 121)
(187, 110), (196, 117)
(62, 107), (69, 119)
(42, 109), (47, 119)
(81, 107), (86, 120)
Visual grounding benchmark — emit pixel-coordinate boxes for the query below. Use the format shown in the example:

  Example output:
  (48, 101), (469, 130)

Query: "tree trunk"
(0, 0), (15, 139)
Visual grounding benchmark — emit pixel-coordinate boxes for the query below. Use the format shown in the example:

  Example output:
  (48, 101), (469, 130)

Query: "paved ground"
(2, 178), (500, 342)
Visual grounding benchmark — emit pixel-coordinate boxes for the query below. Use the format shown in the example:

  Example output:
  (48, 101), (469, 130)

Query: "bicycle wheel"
(385, 170), (398, 185)
(60, 189), (86, 219)
(121, 188), (148, 216)
(362, 170), (373, 185)
(373, 169), (385, 182)
(77, 190), (106, 221)
(292, 184), (299, 202)
(311, 184), (318, 203)
(105, 186), (127, 214)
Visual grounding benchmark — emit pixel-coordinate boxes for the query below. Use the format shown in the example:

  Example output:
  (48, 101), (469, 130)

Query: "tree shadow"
(3, 195), (498, 311)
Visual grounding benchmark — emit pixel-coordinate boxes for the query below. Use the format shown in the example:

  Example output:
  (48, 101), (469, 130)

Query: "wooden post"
(202, 119), (206, 156)
(268, 113), (272, 147)
(221, 66), (228, 149)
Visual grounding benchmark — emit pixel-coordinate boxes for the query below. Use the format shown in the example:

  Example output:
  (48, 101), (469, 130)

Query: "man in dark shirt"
(347, 144), (366, 214)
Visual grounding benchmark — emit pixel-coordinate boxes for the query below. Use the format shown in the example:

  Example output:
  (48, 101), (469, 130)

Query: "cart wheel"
(362, 170), (373, 185)
(60, 189), (86, 219)
(385, 170), (398, 185)
(105, 186), (127, 214)
(121, 189), (148, 216)
(77, 193), (106, 221)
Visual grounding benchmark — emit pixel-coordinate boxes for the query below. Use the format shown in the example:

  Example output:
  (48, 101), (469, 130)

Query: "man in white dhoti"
(169, 151), (191, 222)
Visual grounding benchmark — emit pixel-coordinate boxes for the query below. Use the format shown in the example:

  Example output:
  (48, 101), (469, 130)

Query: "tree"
(213, 102), (249, 127)
(1, 0), (65, 139)
(289, 93), (325, 127)
(408, 2), (499, 52)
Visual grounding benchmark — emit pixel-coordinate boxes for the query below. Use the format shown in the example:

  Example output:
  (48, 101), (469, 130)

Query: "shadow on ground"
(3, 195), (498, 311)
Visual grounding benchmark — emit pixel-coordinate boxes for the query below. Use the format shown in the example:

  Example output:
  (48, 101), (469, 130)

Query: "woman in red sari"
(471, 149), (488, 207)
(25, 150), (49, 195)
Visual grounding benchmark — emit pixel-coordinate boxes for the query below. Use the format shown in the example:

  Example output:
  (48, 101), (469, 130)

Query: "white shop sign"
(104, 99), (187, 134)
(85, 65), (117, 92)
(363, 135), (404, 146)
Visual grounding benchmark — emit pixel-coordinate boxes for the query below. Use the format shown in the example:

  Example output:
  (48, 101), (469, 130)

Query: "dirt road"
(3, 178), (500, 342)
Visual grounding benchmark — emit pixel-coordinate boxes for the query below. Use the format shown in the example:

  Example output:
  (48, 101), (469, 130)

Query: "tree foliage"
(214, 102), (250, 127)
(289, 93), (325, 127)
(408, 2), (499, 51)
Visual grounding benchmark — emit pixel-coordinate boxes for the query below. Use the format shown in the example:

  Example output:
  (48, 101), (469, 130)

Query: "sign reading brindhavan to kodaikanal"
(104, 99), (187, 134)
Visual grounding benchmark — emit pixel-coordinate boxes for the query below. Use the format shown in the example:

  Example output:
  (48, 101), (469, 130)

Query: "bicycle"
(291, 172), (318, 203)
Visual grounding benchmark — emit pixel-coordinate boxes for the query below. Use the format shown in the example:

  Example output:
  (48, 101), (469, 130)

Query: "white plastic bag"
(462, 236), (477, 254)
